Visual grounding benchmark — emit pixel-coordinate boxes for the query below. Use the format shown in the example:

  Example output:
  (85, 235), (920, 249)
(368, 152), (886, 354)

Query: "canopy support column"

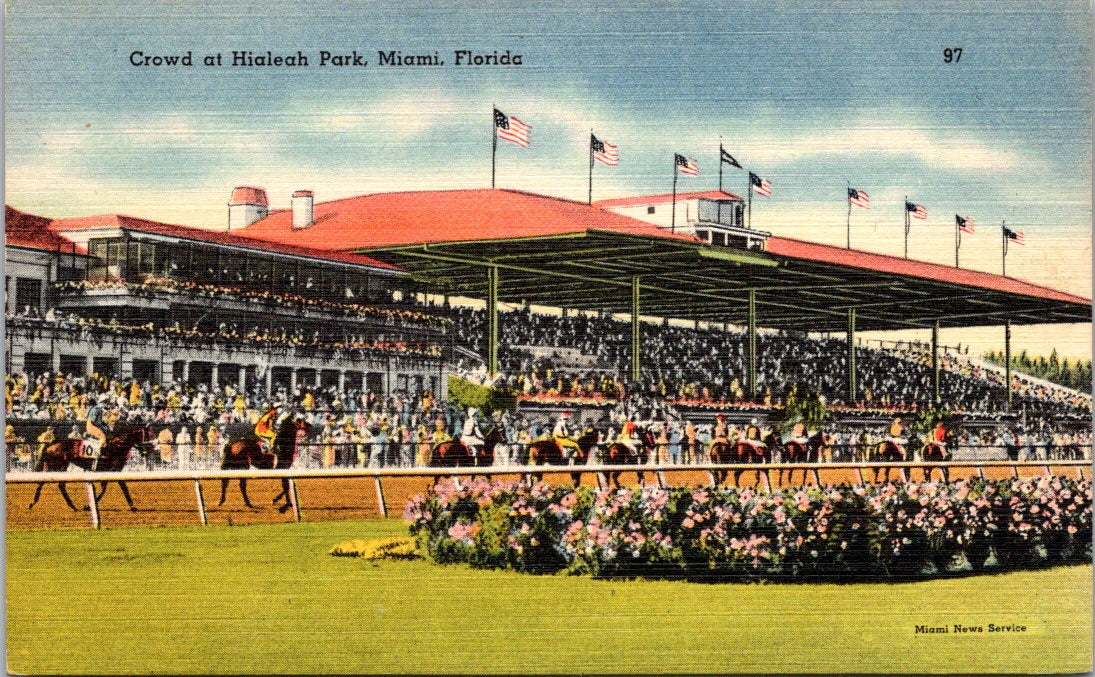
(847, 308), (856, 404)
(631, 276), (641, 382)
(747, 289), (757, 398)
(932, 320), (940, 406)
(1004, 319), (1012, 410)
(487, 265), (499, 378)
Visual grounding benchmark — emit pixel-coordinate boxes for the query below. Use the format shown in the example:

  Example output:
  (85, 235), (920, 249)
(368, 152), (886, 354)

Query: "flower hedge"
(405, 476), (1092, 581)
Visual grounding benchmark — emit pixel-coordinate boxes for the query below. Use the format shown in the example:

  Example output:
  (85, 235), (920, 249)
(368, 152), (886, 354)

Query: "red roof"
(594, 190), (744, 207)
(292, 190), (314, 198)
(238, 188), (701, 249)
(48, 213), (397, 270)
(229, 186), (269, 207)
(765, 236), (1090, 306)
(5, 206), (85, 253)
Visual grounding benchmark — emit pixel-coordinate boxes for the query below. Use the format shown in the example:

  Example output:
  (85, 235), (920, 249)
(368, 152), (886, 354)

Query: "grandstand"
(4, 186), (1091, 472)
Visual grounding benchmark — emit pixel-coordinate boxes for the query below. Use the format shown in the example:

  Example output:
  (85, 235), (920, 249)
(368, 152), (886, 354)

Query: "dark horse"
(730, 439), (769, 487)
(28, 425), (154, 511)
(218, 415), (312, 512)
(603, 428), (654, 488)
(920, 440), (950, 483)
(779, 431), (832, 486)
(527, 428), (600, 486)
(428, 423), (505, 483)
(871, 440), (907, 483)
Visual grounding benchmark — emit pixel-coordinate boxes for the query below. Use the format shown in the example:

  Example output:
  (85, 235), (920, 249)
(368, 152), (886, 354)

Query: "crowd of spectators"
(55, 277), (449, 329)
(437, 305), (1091, 419)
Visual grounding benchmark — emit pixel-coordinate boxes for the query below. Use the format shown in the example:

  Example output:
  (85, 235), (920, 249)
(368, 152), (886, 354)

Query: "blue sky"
(5, 0), (1092, 354)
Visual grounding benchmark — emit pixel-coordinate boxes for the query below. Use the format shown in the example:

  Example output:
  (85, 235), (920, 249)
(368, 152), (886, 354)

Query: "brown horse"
(28, 425), (154, 511)
(603, 428), (654, 488)
(872, 440), (906, 483)
(218, 415), (311, 512)
(731, 439), (769, 487)
(780, 431), (832, 486)
(921, 442), (950, 482)
(527, 428), (600, 486)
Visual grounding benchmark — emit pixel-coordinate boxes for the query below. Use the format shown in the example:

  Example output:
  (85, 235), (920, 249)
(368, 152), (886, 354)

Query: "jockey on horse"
(460, 407), (485, 459)
(872, 416), (908, 483)
(551, 411), (582, 462)
(83, 397), (121, 469)
(921, 419), (951, 482)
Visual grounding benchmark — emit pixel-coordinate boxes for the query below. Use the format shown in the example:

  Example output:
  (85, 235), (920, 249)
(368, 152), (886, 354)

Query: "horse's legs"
(218, 478), (229, 506)
(57, 483), (80, 512)
(571, 471), (582, 487)
(29, 482), (46, 509)
(118, 481), (137, 510)
(95, 481), (109, 501)
(239, 479), (255, 509)
(276, 479), (293, 513)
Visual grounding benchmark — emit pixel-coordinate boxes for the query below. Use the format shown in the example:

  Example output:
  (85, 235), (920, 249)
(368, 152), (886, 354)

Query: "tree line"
(982, 348), (1092, 392)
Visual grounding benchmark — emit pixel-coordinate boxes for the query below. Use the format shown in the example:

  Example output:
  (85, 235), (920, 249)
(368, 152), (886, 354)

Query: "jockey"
(928, 420), (949, 456)
(789, 421), (809, 446)
(253, 406), (282, 449)
(887, 417), (908, 451)
(745, 418), (762, 442)
(709, 414), (729, 451)
(84, 398), (119, 458)
(617, 418), (639, 453)
(461, 407), (484, 450)
(553, 411), (581, 455)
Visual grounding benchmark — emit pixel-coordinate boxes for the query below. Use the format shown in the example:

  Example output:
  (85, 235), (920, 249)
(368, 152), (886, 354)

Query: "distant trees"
(982, 348), (1092, 391)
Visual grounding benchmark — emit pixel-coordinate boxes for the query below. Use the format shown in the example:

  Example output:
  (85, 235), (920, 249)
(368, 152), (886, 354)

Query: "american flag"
(848, 188), (870, 209)
(956, 215), (975, 234)
(906, 202), (927, 220)
(591, 134), (618, 166)
(1004, 226), (1025, 245)
(675, 154), (698, 176)
(750, 171), (771, 197)
(494, 108), (531, 147)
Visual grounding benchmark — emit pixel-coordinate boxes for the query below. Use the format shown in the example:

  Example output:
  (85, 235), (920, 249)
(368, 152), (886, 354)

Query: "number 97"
(943, 48), (962, 63)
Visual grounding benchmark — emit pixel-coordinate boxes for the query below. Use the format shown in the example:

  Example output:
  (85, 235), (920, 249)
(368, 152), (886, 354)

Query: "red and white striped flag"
(675, 154), (698, 176)
(591, 134), (618, 166)
(494, 108), (531, 147)
(906, 202), (927, 220)
(848, 188), (870, 209)
(956, 215), (975, 233)
(750, 172), (772, 197)
(1004, 226), (1025, 245)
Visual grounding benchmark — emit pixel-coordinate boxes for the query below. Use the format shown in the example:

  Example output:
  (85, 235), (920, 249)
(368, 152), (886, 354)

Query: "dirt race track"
(7, 463), (1084, 530)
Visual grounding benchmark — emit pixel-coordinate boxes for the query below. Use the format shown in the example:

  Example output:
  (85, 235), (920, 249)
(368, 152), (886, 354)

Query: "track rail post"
(194, 478), (208, 526)
(374, 475), (388, 518)
(85, 482), (100, 529)
(287, 477), (302, 522)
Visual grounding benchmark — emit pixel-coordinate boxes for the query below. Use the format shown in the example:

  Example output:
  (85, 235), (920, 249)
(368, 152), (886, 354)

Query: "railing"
(7, 460), (1088, 529)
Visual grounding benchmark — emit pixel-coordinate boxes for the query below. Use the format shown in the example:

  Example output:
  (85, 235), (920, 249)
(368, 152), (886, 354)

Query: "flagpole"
(955, 216), (961, 268)
(904, 195), (909, 259)
(491, 105), (498, 188)
(671, 158), (678, 233)
(588, 130), (594, 205)
(718, 139), (727, 192)
(1002, 221), (1008, 276)
(846, 181), (851, 249)
(747, 174), (752, 230)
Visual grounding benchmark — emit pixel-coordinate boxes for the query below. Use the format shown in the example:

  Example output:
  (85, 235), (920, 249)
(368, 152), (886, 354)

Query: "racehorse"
(427, 423), (504, 485)
(779, 431), (832, 486)
(217, 415), (312, 512)
(871, 440), (907, 483)
(920, 440), (950, 482)
(730, 438), (769, 487)
(28, 424), (154, 512)
(527, 427), (600, 486)
(603, 428), (654, 488)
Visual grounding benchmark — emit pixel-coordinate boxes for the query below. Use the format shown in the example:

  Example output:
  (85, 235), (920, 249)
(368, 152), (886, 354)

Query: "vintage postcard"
(4, 1), (1092, 674)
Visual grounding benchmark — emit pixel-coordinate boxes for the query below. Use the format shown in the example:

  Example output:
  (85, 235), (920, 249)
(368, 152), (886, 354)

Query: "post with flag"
(492, 107), (531, 188)
(718, 143), (742, 223)
(847, 185), (870, 248)
(1002, 223), (1024, 276)
(955, 214), (974, 267)
(904, 200), (926, 258)
(589, 132), (618, 204)
(672, 154), (698, 232)
(747, 171), (771, 229)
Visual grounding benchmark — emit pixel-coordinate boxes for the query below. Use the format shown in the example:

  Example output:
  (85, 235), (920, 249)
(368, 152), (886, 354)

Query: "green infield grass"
(7, 520), (1092, 674)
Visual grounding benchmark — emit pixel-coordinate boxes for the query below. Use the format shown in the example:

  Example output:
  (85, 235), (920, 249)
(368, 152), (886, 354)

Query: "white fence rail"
(8, 460), (1088, 529)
